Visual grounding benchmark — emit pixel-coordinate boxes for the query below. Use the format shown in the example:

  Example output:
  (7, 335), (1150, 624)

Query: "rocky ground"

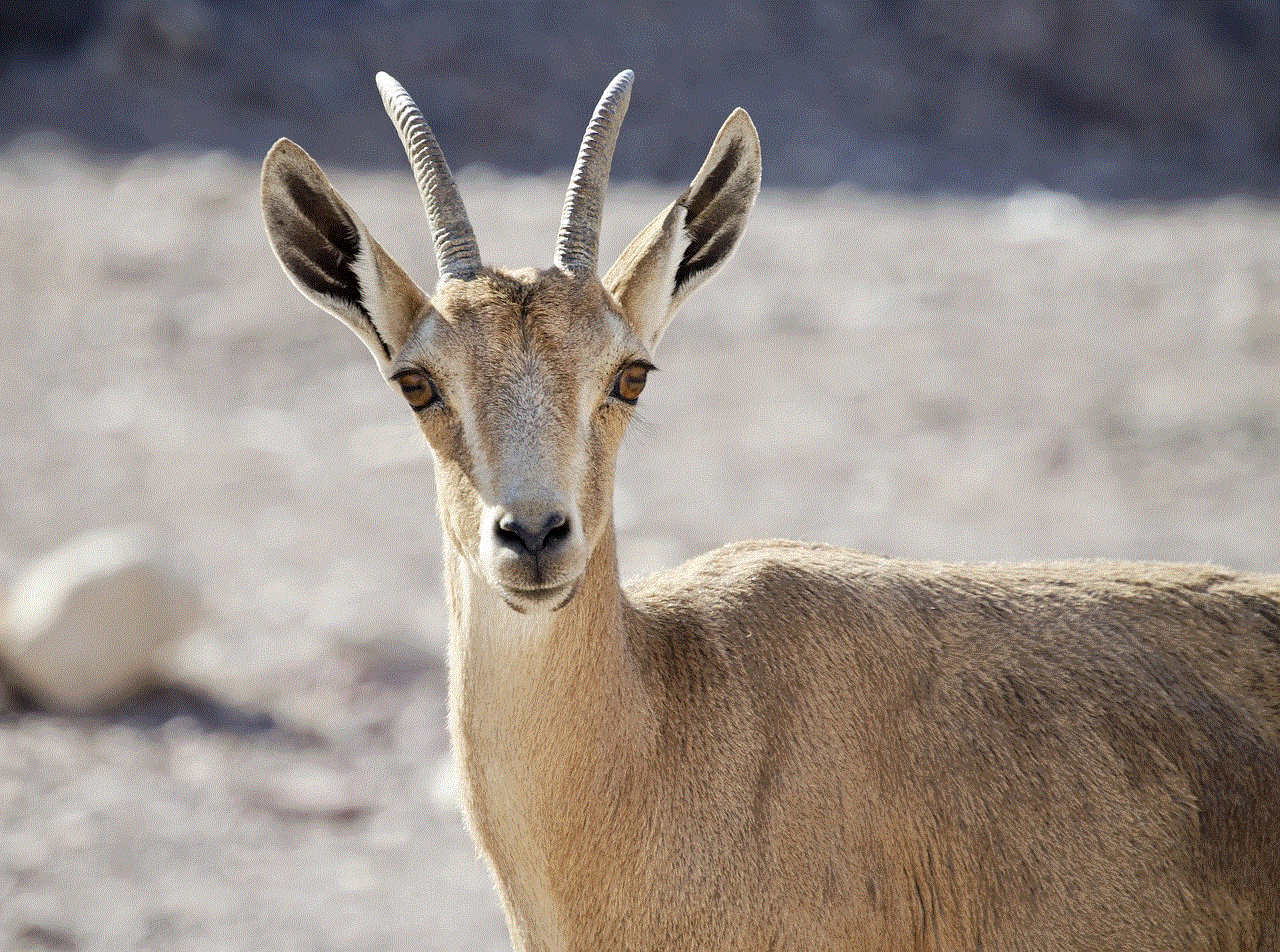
(0, 136), (1278, 949)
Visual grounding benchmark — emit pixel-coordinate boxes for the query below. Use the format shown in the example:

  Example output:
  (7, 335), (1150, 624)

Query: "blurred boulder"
(0, 527), (203, 713)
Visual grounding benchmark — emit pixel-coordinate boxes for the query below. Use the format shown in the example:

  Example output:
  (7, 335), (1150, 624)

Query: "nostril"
(494, 510), (572, 555)
(544, 512), (570, 549)
(494, 516), (529, 553)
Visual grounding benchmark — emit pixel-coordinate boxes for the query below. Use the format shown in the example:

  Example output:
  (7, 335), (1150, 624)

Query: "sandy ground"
(1, 139), (1278, 950)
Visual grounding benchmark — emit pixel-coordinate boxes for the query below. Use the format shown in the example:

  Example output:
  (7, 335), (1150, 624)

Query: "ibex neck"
(443, 525), (631, 682)
(443, 525), (648, 950)
(442, 520), (652, 786)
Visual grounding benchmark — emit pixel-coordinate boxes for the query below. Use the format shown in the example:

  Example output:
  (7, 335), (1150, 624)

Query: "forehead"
(400, 268), (635, 376)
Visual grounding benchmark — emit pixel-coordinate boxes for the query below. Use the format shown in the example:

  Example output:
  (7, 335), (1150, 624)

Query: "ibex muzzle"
(471, 360), (590, 610)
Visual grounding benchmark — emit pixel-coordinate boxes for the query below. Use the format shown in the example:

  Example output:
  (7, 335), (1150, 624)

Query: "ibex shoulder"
(624, 542), (1280, 721)
(627, 538), (1280, 626)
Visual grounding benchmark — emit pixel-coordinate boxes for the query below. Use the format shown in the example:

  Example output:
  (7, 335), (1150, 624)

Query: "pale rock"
(1, 528), (202, 712)
(244, 764), (374, 823)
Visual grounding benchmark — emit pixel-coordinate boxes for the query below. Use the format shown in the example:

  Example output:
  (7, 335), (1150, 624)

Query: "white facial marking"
(452, 377), (496, 501)
(494, 357), (561, 504)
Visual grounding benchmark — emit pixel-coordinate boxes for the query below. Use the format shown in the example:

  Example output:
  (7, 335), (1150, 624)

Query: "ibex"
(261, 70), (1280, 950)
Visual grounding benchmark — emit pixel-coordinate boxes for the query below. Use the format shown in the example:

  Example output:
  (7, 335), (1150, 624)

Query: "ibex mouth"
(500, 579), (580, 614)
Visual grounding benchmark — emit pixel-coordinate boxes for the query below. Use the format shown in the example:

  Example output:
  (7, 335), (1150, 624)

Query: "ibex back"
(261, 70), (1280, 951)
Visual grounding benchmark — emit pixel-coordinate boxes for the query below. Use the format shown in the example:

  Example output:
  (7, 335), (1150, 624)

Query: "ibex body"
(262, 71), (1280, 951)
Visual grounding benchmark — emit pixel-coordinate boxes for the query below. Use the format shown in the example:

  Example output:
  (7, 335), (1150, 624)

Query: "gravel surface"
(1, 138), (1278, 949)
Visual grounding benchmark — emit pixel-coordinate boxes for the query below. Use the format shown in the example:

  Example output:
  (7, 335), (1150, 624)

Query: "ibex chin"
(261, 70), (1280, 950)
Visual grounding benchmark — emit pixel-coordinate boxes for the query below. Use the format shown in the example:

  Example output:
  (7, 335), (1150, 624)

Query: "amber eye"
(393, 370), (437, 411)
(611, 362), (652, 404)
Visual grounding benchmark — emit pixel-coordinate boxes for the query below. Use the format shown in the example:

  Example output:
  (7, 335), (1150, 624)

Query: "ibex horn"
(554, 70), (634, 276)
(376, 72), (482, 281)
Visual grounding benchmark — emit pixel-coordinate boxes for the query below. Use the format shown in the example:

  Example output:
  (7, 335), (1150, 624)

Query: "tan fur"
(448, 502), (1280, 950)
(260, 80), (1280, 951)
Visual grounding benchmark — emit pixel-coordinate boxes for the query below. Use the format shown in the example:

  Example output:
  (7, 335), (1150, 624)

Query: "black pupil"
(402, 376), (429, 403)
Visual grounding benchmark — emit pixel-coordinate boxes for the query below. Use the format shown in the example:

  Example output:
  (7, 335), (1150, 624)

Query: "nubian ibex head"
(262, 71), (760, 613)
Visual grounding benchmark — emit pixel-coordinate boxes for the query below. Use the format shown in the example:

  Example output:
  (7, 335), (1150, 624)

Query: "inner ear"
(269, 165), (374, 334)
(673, 133), (748, 296)
(604, 108), (761, 353)
(602, 201), (687, 351)
(261, 138), (427, 368)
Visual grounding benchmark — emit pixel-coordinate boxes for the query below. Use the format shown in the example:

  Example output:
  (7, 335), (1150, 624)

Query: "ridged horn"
(376, 72), (481, 281)
(554, 70), (634, 276)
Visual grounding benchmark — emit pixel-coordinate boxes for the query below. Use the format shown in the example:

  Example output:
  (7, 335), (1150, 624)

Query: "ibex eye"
(611, 362), (652, 404)
(393, 370), (437, 411)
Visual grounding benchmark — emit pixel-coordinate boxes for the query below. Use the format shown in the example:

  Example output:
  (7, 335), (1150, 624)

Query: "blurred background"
(1, 2), (1278, 951)
(4, 0), (1280, 195)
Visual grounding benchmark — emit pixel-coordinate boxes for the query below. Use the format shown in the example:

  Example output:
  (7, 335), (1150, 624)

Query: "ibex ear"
(261, 138), (426, 368)
(604, 109), (760, 352)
